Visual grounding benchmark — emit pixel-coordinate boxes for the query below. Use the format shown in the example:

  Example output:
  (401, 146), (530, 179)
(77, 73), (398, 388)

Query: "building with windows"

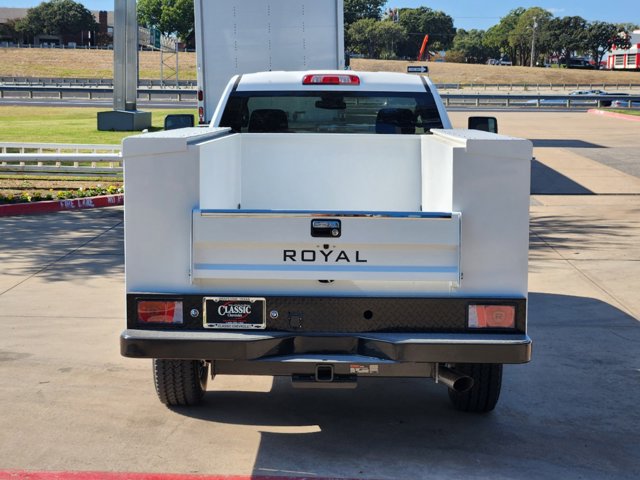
(0, 7), (113, 47)
(607, 30), (640, 70)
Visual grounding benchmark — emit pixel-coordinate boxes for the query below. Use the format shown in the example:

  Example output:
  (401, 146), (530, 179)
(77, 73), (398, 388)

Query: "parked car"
(526, 90), (628, 107)
(610, 98), (640, 108)
(563, 57), (596, 69)
(487, 57), (512, 66)
(586, 90), (630, 107)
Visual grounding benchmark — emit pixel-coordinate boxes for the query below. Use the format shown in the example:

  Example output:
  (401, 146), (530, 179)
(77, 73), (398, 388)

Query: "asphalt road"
(1, 111), (639, 479)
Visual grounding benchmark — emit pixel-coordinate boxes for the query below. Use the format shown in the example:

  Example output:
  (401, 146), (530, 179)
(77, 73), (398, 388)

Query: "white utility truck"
(194, 0), (345, 124)
(121, 70), (532, 413)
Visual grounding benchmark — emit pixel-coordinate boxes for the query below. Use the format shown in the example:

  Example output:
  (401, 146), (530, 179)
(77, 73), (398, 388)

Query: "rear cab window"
(220, 91), (444, 134)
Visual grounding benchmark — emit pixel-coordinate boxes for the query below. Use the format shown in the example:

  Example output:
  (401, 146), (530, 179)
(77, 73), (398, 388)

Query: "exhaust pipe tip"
(437, 366), (474, 393)
(449, 375), (474, 393)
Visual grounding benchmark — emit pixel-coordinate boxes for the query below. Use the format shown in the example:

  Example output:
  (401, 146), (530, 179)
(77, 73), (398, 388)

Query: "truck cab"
(211, 70), (451, 134)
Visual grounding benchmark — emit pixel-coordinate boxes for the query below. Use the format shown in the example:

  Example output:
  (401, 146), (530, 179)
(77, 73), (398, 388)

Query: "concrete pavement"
(450, 110), (640, 195)
(1, 111), (639, 479)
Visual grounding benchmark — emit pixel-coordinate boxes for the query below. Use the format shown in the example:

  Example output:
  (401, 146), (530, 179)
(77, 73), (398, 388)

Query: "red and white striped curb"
(0, 194), (124, 217)
(587, 109), (640, 122)
(0, 471), (361, 480)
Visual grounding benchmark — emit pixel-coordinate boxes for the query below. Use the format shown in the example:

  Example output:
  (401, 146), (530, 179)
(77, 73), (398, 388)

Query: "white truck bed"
(123, 128), (531, 298)
(121, 126), (532, 410)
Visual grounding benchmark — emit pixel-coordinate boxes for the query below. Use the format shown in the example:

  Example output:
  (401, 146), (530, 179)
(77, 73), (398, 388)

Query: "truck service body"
(121, 70), (533, 412)
(195, 0), (345, 124)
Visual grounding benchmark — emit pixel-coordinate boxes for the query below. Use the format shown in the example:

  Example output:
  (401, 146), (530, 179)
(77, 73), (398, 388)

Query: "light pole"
(530, 17), (538, 68)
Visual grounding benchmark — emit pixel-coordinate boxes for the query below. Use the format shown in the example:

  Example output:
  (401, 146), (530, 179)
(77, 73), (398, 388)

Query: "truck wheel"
(153, 359), (208, 406)
(447, 363), (502, 413)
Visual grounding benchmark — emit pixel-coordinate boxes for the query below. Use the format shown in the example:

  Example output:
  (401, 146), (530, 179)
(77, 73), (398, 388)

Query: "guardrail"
(2, 77), (639, 92)
(0, 85), (196, 101)
(0, 143), (120, 153)
(441, 94), (640, 108)
(2, 86), (639, 109)
(437, 82), (640, 91)
(0, 143), (122, 177)
(0, 77), (196, 88)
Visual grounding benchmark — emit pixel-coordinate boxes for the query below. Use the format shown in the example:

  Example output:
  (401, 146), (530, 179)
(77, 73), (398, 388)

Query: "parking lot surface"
(1, 112), (639, 479)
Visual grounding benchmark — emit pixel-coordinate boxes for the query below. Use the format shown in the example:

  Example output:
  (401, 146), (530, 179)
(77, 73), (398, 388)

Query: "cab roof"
(235, 70), (432, 93)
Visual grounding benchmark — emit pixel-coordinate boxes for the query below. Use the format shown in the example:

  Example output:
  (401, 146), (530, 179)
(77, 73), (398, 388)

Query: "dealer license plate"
(203, 297), (266, 329)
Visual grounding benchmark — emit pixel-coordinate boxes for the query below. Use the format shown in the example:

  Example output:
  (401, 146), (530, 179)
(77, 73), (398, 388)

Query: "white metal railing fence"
(0, 143), (122, 176)
(0, 143), (120, 154)
(0, 85), (196, 100)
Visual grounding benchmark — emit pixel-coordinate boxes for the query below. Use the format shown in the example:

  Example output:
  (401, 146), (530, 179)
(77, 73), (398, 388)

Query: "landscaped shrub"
(0, 186), (124, 205)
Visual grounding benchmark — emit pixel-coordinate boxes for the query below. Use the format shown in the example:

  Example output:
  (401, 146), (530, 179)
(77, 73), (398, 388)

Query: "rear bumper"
(120, 329), (532, 364)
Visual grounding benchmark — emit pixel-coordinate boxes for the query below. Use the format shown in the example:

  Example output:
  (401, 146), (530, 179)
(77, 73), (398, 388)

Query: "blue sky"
(2, 0), (637, 31)
(389, 1), (637, 30)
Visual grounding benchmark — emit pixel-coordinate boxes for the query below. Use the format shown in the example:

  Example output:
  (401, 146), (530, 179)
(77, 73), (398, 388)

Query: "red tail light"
(138, 301), (183, 324)
(468, 305), (515, 329)
(302, 74), (360, 85)
(198, 106), (205, 124)
(197, 89), (204, 101)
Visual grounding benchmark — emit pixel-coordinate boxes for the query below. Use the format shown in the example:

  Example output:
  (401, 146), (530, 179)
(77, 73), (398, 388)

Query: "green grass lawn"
(0, 106), (197, 144)
(608, 109), (640, 117)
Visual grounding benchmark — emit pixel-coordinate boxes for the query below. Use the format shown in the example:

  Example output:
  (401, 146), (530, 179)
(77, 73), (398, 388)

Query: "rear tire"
(153, 359), (208, 406)
(447, 363), (502, 413)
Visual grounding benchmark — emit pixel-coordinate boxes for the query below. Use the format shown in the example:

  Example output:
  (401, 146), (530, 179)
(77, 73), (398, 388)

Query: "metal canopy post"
(98, 0), (151, 131)
(113, 0), (137, 110)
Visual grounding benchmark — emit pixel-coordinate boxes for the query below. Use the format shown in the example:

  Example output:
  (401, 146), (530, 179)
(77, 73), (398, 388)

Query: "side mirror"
(164, 114), (195, 130)
(468, 116), (498, 134)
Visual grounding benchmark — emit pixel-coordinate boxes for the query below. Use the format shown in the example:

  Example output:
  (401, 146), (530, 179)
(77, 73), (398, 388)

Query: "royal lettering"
(282, 249), (368, 263)
(335, 251), (350, 262)
(319, 250), (333, 261)
(301, 250), (316, 262)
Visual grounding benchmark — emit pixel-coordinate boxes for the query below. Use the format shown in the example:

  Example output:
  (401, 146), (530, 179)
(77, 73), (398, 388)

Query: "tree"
(547, 16), (588, 67)
(451, 29), (496, 64)
(138, 0), (195, 44)
(443, 50), (466, 63)
(347, 18), (377, 58)
(137, 0), (163, 31)
(397, 7), (455, 59)
(508, 7), (552, 66)
(348, 18), (406, 59)
(372, 20), (406, 59)
(586, 22), (632, 69)
(17, 0), (97, 40)
(617, 23), (639, 33)
(0, 18), (22, 43)
(161, 0), (195, 45)
(344, 0), (385, 27)
(484, 8), (524, 64)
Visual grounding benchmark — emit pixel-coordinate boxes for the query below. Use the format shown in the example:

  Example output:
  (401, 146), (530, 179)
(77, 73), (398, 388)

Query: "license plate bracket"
(203, 297), (266, 329)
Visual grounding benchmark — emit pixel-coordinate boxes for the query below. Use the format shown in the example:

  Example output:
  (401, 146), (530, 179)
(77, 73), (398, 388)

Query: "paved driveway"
(1, 111), (639, 479)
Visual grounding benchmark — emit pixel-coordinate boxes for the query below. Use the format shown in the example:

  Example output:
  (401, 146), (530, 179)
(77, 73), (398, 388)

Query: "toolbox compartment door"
(192, 210), (461, 285)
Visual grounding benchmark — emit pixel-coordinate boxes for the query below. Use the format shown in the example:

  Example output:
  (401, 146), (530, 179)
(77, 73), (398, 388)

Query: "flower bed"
(0, 185), (123, 205)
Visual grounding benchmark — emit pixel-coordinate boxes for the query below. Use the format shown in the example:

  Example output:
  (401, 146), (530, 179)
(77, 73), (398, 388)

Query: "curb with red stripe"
(587, 109), (640, 122)
(0, 194), (124, 217)
(0, 471), (360, 480)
